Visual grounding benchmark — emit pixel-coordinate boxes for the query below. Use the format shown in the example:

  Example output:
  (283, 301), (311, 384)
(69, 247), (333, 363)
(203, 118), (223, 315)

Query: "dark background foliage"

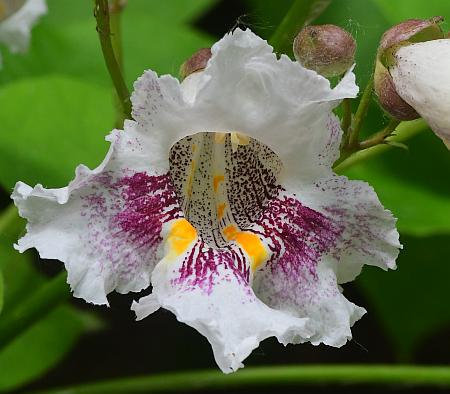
(0, 0), (450, 393)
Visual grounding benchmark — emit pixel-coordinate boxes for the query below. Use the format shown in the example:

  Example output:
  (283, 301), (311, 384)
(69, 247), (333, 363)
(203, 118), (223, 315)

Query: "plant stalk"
(30, 365), (450, 394)
(334, 119), (427, 173)
(94, 0), (131, 121)
(341, 98), (352, 134)
(347, 76), (374, 149)
(359, 118), (401, 149)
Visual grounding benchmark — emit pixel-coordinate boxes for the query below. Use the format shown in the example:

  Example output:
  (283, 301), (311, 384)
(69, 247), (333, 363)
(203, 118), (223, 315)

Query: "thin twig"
(341, 98), (352, 135)
(334, 119), (427, 173)
(347, 76), (374, 149)
(94, 0), (131, 121)
(359, 118), (401, 149)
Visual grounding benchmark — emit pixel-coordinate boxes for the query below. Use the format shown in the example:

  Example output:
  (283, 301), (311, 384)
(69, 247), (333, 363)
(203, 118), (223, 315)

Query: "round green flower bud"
(179, 48), (212, 81)
(293, 24), (356, 78)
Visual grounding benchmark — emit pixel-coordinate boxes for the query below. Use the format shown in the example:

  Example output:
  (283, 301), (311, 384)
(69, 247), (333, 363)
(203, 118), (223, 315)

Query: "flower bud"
(374, 62), (418, 120)
(0, 0), (47, 55)
(379, 16), (444, 55)
(293, 24), (356, 78)
(390, 39), (450, 149)
(0, 0), (27, 22)
(374, 17), (444, 121)
(179, 48), (211, 81)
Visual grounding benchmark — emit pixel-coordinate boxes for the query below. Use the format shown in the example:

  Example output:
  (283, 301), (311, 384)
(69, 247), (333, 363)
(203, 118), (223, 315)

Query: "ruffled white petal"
(254, 257), (365, 347)
(131, 28), (358, 183)
(12, 121), (179, 305)
(241, 130), (399, 345)
(246, 182), (390, 346)
(391, 39), (450, 148)
(0, 0), (46, 59)
(132, 222), (311, 373)
(293, 175), (400, 284)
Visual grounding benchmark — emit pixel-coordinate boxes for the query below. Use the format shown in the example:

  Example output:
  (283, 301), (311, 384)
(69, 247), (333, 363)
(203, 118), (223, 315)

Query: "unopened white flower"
(390, 39), (450, 149)
(12, 29), (400, 373)
(0, 0), (46, 63)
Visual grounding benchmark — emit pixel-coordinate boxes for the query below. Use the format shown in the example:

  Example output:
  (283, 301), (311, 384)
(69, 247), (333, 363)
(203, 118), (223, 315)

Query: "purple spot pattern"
(169, 133), (282, 249)
(174, 241), (250, 295)
(316, 176), (397, 268)
(317, 115), (341, 167)
(172, 186), (343, 299)
(113, 172), (181, 251)
(132, 73), (164, 129)
(79, 171), (182, 281)
(251, 189), (344, 311)
(80, 170), (345, 302)
(255, 189), (342, 281)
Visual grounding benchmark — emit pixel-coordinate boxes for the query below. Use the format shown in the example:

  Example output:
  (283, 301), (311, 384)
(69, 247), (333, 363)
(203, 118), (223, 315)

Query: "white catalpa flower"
(12, 29), (400, 373)
(0, 0), (47, 62)
(390, 39), (450, 149)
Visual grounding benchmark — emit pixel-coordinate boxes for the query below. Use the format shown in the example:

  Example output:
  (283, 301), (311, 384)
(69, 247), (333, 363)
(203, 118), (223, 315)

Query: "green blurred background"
(0, 0), (450, 393)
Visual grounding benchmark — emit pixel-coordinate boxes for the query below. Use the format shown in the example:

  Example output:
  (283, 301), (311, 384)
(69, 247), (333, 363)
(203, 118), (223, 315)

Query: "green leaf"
(358, 235), (450, 361)
(0, 207), (41, 314)
(0, 305), (90, 391)
(125, 0), (217, 25)
(0, 75), (113, 190)
(245, 0), (295, 38)
(372, 0), (450, 23)
(121, 12), (214, 84)
(0, 269), (3, 315)
(0, 206), (103, 391)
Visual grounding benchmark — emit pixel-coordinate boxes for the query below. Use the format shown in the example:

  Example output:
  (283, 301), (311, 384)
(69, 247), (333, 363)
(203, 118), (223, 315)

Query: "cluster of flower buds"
(291, 18), (450, 149)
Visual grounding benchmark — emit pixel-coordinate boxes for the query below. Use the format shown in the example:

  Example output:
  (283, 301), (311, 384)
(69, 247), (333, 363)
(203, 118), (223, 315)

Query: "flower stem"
(269, 0), (332, 55)
(109, 0), (126, 72)
(30, 365), (450, 394)
(334, 119), (427, 173)
(359, 118), (401, 149)
(109, 0), (127, 128)
(341, 97), (352, 134)
(0, 271), (69, 351)
(94, 0), (131, 121)
(347, 76), (374, 149)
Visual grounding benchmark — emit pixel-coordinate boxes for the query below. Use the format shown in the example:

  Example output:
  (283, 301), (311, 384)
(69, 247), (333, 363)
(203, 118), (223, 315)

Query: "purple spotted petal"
(13, 128), (181, 305)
